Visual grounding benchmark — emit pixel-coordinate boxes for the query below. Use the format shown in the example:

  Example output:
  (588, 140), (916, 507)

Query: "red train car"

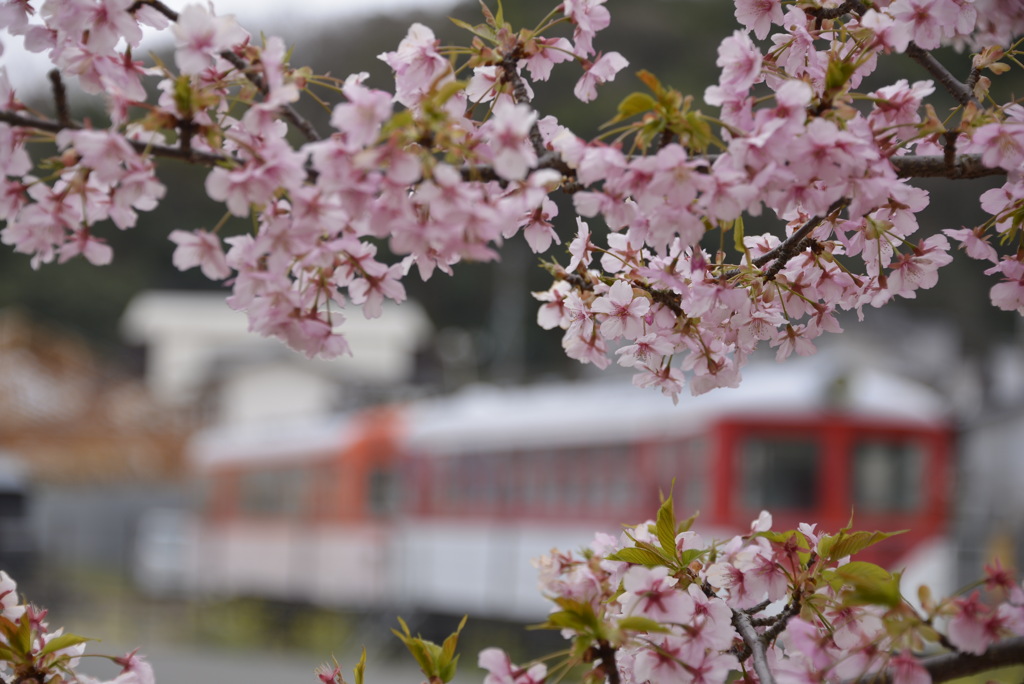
(175, 358), (953, 620)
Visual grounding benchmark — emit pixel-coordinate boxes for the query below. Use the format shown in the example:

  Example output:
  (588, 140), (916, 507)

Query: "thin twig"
(906, 42), (980, 107)
(718, 199), (848, 282)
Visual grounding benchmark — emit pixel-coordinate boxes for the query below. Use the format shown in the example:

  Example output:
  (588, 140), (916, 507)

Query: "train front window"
(740, 437), (819, 510)
(853, 440), (924, 511)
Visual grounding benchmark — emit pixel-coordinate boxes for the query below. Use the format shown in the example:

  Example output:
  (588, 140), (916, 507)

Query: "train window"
(239, 467), (309, 517)
(740, 436), (820, 510)
(367, 467), (401, 516)
(853, 440), (924, 511)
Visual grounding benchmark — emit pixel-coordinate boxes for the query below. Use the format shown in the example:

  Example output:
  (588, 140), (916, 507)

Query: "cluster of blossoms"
(480, 504), (1024, 684)
(5, 505), (1024, 684)
(0, 0), (1023, 396)
(0, 570), (155, 684)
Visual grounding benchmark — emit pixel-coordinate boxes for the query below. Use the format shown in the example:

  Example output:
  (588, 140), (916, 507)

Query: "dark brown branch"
(501, 47), (548, 160)
(595, 640), (620, 684)
(47, 70), (70, 127)
(807, 0), (867, 27)
(906, 42), (980, 107)
(732, 611), (776, 684)
(890, 153), (1003, 178)
(0, 110), (228, 166)
(861, 637), (1024, 684)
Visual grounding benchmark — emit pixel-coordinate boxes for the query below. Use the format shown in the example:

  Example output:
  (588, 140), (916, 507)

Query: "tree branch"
(905, 42), (980, 108)
(0, 110), (228, 166)
(719, 199), (849, 282)
(132, 0), (323, 142)
(862, 637), (1024, 684)
(890, 153), (1003, 178)
(732, 611), (776, 684)
(47, 70), (70, 127)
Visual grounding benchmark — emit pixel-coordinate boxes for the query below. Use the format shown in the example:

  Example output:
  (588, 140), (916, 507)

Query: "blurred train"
(158, 358), (955, 620)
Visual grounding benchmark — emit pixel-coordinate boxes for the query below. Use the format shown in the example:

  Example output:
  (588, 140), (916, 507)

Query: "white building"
(121, 290), (432, 425)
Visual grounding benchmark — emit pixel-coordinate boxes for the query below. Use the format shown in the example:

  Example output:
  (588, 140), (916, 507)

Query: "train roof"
(189, 413), (354, 469)
(402, 356), (951, 455)
(188, 356), (951, 467)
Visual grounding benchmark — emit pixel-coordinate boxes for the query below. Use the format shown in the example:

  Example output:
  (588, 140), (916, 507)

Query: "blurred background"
(2, 1), (1024, 683)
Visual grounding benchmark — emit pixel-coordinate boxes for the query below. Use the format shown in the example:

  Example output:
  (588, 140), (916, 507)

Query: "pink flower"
(59, 229), (113, 266)
(972, 123), (1024, 172)
(566, 217), (595, 272)
(735, 0), (784, 40)
(171, 4), (249, 75)
(378, 23), (452, 108)
(943, 227), (998, 263)
(632, 364), (686, 404)
(479, 648), (546, 684)
(574, 52), (628, 103)
(860, 8), (913, 53)
(888, 652), (931, 684)
(521, 197), (560, 254)
(0, 570), (24, 621)
(481, 100), (539, 181)
(112, 651), (156, 684)
(591, 280), (650, 339)
(889, 0), (961, 50)
(986, 256), (1024, 314)
(523, 36), (574, 82)
(715, 31), (763, 95)
(618, 565), (692, 622)
(948, 591), (1003, 655)
(562, 0), (611, 57)
(169, 229), (231, 280)
(331, 73), (393, 150)
(885, 234), (953, 299)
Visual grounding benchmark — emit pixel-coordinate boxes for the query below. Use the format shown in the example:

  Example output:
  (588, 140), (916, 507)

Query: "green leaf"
(677, 510), (699, 534)
(732, 216), (746, 254)
(618, 92), (657, 121)
(352, 648), (367, 684)
(37, 634), (92, 657)
(617, 616), (669, 634)
(439, 654), (460, 683)
(678, 548), (705, 567)
(392, 617), (436, 676)
(825, 59), (856, 93)
(542, 608), (598, 634)
(13, 614), (31, 655)
(172, 75), (194, 118)
(636, 69), (665, 98)
(449, 17), (496, 43)
(607, 546), (668, 567)
(817, 530), (907, 561)
(655, 495), (677, 558)
(830, 562), (903, 607)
